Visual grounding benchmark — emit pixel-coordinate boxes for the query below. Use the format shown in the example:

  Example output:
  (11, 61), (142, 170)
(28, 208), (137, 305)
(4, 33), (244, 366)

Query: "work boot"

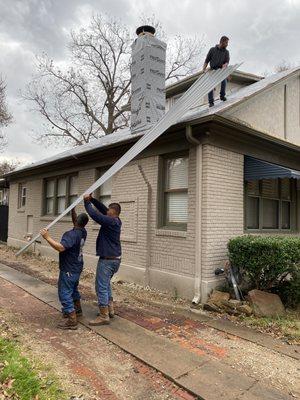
(209, 102), (214, 108)
(74, 299), (83, 316)
(89, 306), (110, 326)
(220, 96), (227, 101)
(57, 311), (78, 330)
(108, 299), (115, 318)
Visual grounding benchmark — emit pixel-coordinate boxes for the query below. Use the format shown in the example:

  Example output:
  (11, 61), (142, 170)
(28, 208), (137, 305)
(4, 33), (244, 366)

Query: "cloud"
(0, 0), (299, 164)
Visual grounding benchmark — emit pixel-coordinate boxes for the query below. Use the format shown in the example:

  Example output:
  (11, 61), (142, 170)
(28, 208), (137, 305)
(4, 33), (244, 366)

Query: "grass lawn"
(0, 336), (67, 400)
(239, 310), (300, 343)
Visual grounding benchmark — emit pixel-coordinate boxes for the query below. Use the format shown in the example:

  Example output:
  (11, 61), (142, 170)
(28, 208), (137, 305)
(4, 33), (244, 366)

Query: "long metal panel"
(17, 64), (240, 256)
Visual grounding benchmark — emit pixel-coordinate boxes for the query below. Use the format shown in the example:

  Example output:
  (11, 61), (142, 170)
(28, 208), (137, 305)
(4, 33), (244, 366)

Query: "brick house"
(5, 66), (300, 302)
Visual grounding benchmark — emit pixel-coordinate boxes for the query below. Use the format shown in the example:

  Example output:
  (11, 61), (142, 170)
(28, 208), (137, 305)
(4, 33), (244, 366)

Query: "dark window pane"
(246, 197), (259, 229)
(281, 178), (291, 200)
(261, 179), (279, 198)
(262, 199), (279, 229)
(246, 181), (259, 196)
(282, 201), (291, 229)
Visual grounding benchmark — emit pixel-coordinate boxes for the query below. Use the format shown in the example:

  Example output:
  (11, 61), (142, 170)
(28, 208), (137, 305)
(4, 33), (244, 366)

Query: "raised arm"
(71, 207), (77, 226)
(84, 200), (117, 227)
(90, 197), (108, 215)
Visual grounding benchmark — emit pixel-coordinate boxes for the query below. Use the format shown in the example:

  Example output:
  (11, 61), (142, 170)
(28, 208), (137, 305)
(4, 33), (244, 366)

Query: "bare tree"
(274, 60), (294, 73)
(262, 60), (296, 77)
(0, 159), (19, 176)
(24, 14), (204, 147)
(0, 77), (12, 151)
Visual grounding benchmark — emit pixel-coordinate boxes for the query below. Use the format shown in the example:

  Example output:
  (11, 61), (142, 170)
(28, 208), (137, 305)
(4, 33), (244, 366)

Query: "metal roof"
(245, 156), (300, 181)
(165, 69), (263, 98)
(7, 67), (300, 178)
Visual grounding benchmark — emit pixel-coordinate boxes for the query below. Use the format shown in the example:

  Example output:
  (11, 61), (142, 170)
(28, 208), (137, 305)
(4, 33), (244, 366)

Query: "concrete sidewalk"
(0, 263), (296, 400)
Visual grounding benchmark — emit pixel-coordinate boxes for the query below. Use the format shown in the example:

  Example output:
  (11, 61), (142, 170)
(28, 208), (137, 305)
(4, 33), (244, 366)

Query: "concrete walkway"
(0, 263), (296, 400)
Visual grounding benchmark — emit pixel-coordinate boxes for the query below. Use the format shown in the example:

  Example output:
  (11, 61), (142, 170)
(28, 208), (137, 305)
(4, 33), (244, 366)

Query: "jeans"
(208, 79), (227, 104)
(95, 258), (121, 306)
(58, 270), (81, 314)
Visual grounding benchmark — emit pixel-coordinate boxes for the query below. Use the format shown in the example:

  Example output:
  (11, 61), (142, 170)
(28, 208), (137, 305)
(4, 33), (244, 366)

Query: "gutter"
(185, 125), (203, 304)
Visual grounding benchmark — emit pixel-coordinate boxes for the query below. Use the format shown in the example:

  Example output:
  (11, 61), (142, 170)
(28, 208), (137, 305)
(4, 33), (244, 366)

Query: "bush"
(272, 270), (300, 308)
(228, 235), (300, 307)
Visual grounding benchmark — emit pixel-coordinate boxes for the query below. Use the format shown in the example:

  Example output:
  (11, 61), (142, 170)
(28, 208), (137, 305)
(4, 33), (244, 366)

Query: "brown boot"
(89, 306), (110, 326)
(57, 311), (78, 330)
(74, 299), (83, 316)
(108, 299), (115, 318)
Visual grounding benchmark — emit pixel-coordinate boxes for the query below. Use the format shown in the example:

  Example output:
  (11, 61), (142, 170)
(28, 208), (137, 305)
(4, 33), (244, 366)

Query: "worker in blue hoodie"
(84, 194), (122, 326)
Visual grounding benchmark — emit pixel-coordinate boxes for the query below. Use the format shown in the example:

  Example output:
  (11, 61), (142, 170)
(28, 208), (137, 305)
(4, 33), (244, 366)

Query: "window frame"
(18, 183), (27, 209)
(158, 152), (189, 231)
(43, 174), (78, 216)
(244, 178), (297, 233)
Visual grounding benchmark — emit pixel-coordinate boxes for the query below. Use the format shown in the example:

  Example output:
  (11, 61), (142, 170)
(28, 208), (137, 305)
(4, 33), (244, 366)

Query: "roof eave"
(4, 134), (142, 179)
(194, 114), (300, 154)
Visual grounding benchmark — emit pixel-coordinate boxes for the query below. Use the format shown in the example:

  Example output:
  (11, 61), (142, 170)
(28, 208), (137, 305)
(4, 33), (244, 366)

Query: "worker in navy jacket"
(40, 208), (89, 330)
(84, 194), (122, 326)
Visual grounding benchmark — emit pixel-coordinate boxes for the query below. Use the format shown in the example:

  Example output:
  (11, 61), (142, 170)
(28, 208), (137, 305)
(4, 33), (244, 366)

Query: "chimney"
(131, 25), (167, 133)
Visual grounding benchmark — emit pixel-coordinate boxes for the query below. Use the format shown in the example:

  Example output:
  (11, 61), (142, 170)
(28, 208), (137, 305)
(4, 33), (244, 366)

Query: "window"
(245, 178), (296, 232)
(45, 179), (55, 214)
(18, 184), (27, 208)
(44, 174), (78, 215)
(160, 155), (189, 229)
(69, 175), (78, 206)
(57, 178), (67, 214)
(96, 169), (112, 207)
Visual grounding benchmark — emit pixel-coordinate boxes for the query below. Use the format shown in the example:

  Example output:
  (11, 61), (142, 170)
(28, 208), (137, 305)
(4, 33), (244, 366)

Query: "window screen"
(44, 174), (78, 216)
(45, 180), (55, 215)
(162, 156), (188, 228)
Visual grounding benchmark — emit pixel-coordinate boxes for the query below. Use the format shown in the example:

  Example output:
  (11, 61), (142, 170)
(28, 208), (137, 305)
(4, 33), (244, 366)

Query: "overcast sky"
(0, 0), (299, 166)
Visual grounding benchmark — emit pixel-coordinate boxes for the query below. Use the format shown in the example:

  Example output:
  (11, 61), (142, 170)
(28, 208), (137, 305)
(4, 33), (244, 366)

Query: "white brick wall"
(7, 149), (197, 298)
(200, 144), (244, 299)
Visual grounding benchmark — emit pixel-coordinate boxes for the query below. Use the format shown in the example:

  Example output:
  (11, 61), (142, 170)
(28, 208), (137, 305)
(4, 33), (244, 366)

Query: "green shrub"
(228, 235), (300, 307)
(272, 270), (300, 308)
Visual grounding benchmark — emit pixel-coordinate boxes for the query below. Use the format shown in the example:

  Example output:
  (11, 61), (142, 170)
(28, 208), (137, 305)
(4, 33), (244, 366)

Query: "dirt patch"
(0, 244), (190, 306)
(0, 276), (196, 400)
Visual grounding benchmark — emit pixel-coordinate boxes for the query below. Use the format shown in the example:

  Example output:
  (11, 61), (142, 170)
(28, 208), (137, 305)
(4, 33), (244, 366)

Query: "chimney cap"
(136, 25), (156, 36)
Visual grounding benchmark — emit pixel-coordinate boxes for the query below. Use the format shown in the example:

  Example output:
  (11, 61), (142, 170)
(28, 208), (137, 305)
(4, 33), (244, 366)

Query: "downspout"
(137, 164), (152, 286)
(185, 125), (202, 304)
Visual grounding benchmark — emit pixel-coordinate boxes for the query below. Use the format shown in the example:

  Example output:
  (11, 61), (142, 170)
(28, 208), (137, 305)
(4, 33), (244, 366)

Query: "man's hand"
(40, 228), (50, 240)
(83, 194), (92, 202)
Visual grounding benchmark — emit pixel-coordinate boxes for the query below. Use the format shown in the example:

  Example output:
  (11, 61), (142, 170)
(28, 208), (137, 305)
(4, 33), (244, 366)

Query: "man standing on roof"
(202, 36), (230, 107)
(84, 194), (122, 326)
